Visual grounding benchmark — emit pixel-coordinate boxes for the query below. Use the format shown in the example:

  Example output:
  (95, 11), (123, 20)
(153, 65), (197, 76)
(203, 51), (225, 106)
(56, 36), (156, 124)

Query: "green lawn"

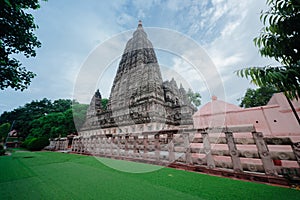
(0, 151), (299, 200)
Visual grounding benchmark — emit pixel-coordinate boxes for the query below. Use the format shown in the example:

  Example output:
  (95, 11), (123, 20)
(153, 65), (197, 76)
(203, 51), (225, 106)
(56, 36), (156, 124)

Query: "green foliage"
(0, 122), (11, 142)
(236, 0), (300, 100)
(20, 137), (35, 149)
(25, 137), (49, 151)
(0, 98), (74, 138)
(0, 98), (88, 141)
(186, 89), (201, 107)
(0, 144), (5, 156)
(28, 103), (88, 139)
(29, 103), (88, 138)
(236, 65), (300, 100)
(255, 0), (300, 66)
(29, 113), (68, 138)
(51, 99), (74, 113)
(71, 103), (89, 130)
(239, 86), (277, 108)
(101, 98), (109, 110)
(0, 0), (44, 91)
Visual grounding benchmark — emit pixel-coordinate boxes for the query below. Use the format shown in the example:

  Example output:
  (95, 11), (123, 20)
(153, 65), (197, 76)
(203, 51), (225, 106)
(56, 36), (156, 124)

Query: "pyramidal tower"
(81, 21), (196, 136)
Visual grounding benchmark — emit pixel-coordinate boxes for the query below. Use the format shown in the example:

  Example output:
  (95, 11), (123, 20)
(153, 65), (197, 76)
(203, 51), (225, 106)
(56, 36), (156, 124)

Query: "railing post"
(80, 138), (84, 153)
(291, 142), (300, 167)
(252, 132), (277, 176)
(94, 137), (98, 155)
(125, 135), (129, 157)
(184, 133), (192, 164)
(103, 137), (107, 155)
(168, 133), (175, 162)
(99, 137), (103, 155)
(155, 134), (160, 161)
(133, 136), (138, 156)
(77, 139), (80, 153)
(201, 131), (215, 169)
(143, 134), (148, 159)
(115, 136), (120, 157)
(110, 137), (113, 156)
(81, 138), (85, 153)
(225, 132), (243, 172)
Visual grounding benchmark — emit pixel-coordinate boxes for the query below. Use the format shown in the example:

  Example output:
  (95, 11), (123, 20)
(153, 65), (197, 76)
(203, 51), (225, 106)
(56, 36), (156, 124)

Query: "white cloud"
(202, 0), (277, 104)
(1, 0), (278, 114)
(117, 13), (135, 26)
(132, 0), (160, 8)
(166, 0), (185, 11)
(138, 9), (145, 19)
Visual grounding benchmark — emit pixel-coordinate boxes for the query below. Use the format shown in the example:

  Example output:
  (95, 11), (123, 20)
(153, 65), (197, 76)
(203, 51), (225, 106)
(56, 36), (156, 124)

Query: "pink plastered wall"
(193, 93), (300, 137)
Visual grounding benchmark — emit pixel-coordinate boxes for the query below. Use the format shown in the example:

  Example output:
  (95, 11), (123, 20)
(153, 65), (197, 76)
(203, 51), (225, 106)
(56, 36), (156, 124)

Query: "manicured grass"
(0, 151), (299, 200)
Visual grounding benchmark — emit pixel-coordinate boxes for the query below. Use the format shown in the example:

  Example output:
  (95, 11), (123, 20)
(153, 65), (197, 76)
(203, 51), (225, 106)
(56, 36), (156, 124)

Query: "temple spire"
(138, 20), (142, 28)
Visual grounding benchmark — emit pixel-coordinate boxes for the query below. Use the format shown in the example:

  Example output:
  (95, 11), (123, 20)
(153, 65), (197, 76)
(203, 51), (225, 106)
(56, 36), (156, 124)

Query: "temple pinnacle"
(138, 20), (142, 27)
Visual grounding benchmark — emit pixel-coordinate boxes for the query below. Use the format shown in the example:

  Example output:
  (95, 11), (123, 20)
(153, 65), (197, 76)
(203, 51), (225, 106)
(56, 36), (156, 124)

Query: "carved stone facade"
(81, 21), (196, 136)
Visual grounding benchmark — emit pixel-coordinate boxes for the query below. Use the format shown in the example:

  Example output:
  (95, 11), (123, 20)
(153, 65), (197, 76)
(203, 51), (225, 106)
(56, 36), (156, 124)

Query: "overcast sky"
(1, 0), (278, 114)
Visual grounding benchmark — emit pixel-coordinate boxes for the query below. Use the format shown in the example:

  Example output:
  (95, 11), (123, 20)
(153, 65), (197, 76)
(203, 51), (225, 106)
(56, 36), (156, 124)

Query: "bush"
(0, 144), (5, 156)
(21, 137), (35, 149)
(24, 137), (49, 151)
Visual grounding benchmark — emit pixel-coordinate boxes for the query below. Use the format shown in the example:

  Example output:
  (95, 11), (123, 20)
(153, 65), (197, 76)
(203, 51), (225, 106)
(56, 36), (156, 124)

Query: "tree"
(72, 103), (89, 130)
(51, 99), (73, 113)
(28, 103), (88, 139)
(236, 0), (300, 100)
(29, 112), (69, 139)
(0, 122), (10, 142)
(0, 98), (73, 138)
(0, 0), (44, 91)
(101, 98), (109, 110)
(0, 98), (88, 140)
(0, 98), (52, 138)
(239, 86), (277, 108)
(187, 89), (201, 107)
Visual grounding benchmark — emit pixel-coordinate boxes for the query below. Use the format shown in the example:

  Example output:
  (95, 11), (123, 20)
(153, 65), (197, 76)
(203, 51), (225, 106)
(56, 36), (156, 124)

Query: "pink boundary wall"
(193, 93), (300, 139)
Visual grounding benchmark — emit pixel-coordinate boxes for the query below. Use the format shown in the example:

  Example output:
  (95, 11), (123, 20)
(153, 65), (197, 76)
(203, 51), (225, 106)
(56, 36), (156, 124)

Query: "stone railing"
(51, 125), (300, 185)
(47, 138), (68, 151)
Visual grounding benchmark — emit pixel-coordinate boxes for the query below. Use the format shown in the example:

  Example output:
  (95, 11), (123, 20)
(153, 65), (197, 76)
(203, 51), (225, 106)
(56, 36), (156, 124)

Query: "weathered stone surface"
(225, 132), (243, 172)
(81, 21), (196, 133)
(201, 132), (215, 169)
(252, 132), (278, 176)
(291, 142), (300, 167)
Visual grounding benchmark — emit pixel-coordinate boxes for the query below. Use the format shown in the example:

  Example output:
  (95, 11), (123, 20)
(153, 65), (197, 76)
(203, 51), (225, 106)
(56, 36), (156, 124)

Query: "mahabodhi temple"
(49, 21), (300, 186)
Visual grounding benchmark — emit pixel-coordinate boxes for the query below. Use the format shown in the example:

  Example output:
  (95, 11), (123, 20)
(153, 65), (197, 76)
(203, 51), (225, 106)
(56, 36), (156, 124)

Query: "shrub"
(25, 137), (50, 151)
(0, 144), (5, 156)
(21, 137), (35, 149)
